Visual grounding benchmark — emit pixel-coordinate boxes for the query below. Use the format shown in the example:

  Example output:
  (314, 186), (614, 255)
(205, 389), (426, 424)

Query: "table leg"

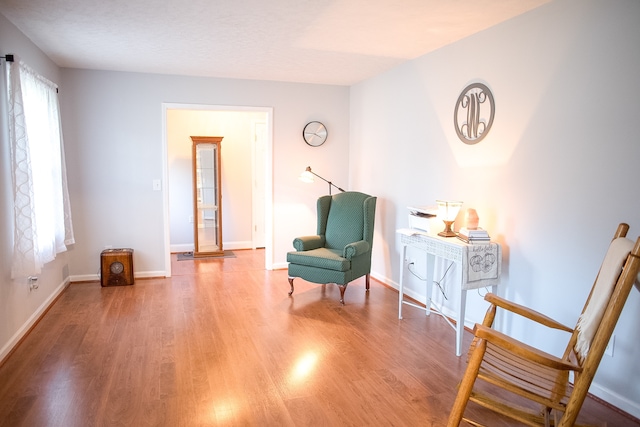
(425, 253), (433, 316)
(398, 244), (407, 319)
(456, 288), (468, 357)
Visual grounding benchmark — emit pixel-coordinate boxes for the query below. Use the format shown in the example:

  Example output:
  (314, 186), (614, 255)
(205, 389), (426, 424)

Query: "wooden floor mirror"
(191, 136), (223, 257)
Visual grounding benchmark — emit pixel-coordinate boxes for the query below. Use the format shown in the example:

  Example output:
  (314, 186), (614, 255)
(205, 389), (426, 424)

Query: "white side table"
(397, 230), (502, 356)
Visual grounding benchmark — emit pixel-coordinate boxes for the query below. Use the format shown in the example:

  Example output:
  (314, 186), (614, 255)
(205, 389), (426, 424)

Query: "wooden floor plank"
(0, 249), (637, 426)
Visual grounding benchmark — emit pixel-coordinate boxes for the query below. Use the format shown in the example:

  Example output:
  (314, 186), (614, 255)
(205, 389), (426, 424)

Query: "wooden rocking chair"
(448, 223), (640, 427)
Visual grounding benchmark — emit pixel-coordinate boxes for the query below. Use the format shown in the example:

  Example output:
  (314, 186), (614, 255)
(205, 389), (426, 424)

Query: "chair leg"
(288, 277), (295, 296)
(365, 274), (370, 291)
(447, 338), (487, 427)
(543, 407), (551, 427)
(337, 284), (347, 305)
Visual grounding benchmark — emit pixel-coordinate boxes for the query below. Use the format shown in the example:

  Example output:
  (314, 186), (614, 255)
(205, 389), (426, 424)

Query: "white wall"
(60, 68), (350, 277)
(350, 0), (640, 416)
(0, 13), (72, 361)
(166, 108), (268, 252)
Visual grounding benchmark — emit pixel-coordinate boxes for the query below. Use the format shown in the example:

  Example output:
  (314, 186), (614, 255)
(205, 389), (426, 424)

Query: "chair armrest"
(293, 235), (325, 251)
(343, 240), (370, 259)
(485, 293), (573, 333)
(474, 324), (582, 372)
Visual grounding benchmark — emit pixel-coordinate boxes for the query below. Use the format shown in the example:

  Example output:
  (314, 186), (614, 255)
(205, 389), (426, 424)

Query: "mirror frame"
(191, 136), (223, 257)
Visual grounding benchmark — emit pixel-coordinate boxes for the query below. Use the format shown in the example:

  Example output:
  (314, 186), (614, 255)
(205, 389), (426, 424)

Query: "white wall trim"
(70, 271), (166, 283)
(161, 103), (274, 276)
(372, 270), (639, 419)
(271, 261), (288, 270)
(589, 383), (640, 420)
(222, 241), (254, 250)
(161, 104), (172, 277)
(70, 274), (99, 282)
(171, 242), (256, 253)
(170, 243), (194, 253)
(373, 269), (476, 330)
(0, 278), (70, 363)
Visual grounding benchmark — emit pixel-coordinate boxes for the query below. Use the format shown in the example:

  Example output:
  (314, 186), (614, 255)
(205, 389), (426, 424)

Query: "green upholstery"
(287, 191), (377, 304)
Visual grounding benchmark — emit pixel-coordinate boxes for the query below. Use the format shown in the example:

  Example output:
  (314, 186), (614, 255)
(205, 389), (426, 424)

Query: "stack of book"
(457, 227), (491, 244)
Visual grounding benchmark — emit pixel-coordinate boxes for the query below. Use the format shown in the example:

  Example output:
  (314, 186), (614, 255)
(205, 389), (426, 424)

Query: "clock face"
(303, 121), (328, 147)
(110, 261), (124, 275)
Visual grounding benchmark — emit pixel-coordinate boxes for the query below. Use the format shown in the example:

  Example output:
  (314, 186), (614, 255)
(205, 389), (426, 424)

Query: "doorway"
(162, 103), (273, 277)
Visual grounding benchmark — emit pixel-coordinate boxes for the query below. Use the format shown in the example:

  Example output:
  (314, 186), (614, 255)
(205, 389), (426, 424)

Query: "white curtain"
(6, 58), (75, 278)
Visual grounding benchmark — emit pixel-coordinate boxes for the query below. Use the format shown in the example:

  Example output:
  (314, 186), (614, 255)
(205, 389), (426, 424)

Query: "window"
(6, 58), (74, 278)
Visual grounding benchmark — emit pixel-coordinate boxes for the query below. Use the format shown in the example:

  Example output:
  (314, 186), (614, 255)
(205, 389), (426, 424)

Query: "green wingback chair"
(287, 191), (377, 304)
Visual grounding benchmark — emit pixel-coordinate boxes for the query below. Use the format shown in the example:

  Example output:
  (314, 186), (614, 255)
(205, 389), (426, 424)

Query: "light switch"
(153, 179), (161, 191)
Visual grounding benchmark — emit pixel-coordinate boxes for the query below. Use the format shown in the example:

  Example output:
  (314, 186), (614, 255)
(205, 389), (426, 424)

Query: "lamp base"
(438, 221), (457, 237)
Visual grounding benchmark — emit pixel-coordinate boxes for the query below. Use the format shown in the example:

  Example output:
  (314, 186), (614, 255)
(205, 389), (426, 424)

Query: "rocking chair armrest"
(474, 324), (582, 372)
(343, 240), (370, 259)
(293, 235), (325, 251)
(485, 293), (574, 333)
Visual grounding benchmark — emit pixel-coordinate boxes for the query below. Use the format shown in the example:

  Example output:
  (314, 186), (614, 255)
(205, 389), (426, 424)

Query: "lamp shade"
(436, 200), (463, 237)
(436, 200), (463, 221)
(299, 166), (345, 195)
(299, 167), (314, 183)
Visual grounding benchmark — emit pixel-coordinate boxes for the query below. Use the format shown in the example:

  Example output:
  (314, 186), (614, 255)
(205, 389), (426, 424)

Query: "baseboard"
(170, 243), (193, 253)
(589, 382), (640, 420)
(135, 271), (166, 279)
(372, 269), (639, 421)
(371, 270), (394, 289)
(70, 273), (100, 282)
(272, 261), (288, 270)
(0, 277), (70, 366)
(70, 271), (166, 283)
(371, 270), (460, 322)
(221, 241), (253, 250)
(170, 241), (253, 253)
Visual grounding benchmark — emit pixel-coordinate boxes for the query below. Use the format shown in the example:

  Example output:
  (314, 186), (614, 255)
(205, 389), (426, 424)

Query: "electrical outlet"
(189, 215), (194, 223)
(28, 276), (39, 292)
(604, 335), (615, 357)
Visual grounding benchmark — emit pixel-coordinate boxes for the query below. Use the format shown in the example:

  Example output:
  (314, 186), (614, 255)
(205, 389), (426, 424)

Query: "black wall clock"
(303, 121), (328, 147)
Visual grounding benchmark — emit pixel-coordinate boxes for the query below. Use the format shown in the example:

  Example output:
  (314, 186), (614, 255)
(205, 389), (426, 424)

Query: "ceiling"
(0, 0), (550, 86)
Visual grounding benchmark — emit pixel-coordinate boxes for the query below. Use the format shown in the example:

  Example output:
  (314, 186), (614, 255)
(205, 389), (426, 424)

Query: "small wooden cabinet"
(100, 248), (134, 287)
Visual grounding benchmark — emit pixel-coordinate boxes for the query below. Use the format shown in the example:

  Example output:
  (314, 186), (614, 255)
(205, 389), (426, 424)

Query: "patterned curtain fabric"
(6, 58), (75, 278)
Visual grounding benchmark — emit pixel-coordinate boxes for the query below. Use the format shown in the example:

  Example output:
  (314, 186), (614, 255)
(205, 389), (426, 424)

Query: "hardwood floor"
(0, 249), (637, 426)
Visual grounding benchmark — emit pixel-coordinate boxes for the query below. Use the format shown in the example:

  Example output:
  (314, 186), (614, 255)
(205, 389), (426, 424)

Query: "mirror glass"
(191, 136), (223, 256)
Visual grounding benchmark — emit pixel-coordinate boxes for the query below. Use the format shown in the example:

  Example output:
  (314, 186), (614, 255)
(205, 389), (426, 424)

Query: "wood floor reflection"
(0, 249), (637, 426)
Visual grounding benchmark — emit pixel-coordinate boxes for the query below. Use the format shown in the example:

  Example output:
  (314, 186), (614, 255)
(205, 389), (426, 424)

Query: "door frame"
(251, 120), (267, 249)
(161, 103), (274, 276)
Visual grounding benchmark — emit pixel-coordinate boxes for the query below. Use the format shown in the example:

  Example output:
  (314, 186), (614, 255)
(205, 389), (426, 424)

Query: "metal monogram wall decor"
(454, 83), (495, 145)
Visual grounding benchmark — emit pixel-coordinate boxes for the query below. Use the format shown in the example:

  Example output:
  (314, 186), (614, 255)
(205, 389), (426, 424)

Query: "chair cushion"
(324, 193), (367, 250)
(575, 237), (635, 358)
(286, 247), (350, 272)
